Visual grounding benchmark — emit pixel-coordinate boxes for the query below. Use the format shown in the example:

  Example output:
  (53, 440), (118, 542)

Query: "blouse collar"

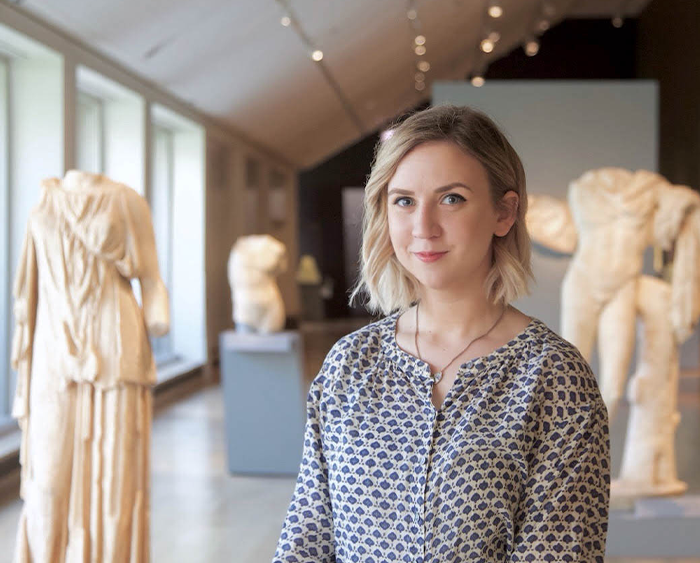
(380, 310), (547, 381)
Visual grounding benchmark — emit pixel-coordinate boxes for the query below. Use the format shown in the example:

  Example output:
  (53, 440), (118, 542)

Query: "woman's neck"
(415, 290), (506, 343)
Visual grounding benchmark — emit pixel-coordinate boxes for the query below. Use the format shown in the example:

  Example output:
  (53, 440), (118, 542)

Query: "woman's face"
(387, 140), (517, 295)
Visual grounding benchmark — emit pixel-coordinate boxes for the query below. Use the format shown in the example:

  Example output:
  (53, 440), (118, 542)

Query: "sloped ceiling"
(19, 0), (650, 168)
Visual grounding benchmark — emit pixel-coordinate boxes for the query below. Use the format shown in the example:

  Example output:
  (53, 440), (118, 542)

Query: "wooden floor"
(0, 318), (698, 562)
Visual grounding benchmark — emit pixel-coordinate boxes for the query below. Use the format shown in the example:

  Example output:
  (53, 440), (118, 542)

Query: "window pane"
(76, 92), (103, 173)
(150, 125), (175, 366)
(0, 58), (9, 424)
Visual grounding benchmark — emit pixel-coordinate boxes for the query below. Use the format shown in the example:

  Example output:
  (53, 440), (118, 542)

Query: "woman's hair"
(350, 104), (533, 315)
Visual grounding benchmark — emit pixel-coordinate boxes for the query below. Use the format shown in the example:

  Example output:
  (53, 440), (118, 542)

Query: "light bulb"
(380, 128), (395, 142)
(415, 72), (425, 82)
(480, 39), (494, 53)
(488, 5), (503, 18)
(471, 76), (485, 87)
(415, 45), (426, 56)
(415, 35), (426, 46)
(524, 40), (539, 56)
(537, 19), (550, 32)
(612, 16), (623, 28)
(488, 31), (501, 43)
(407, 8), (417, 20)
(280, 15), (291, 27)
(417, 61), (430, 72)
(415, 81), (426, 91)
(311, 50), (323, 61)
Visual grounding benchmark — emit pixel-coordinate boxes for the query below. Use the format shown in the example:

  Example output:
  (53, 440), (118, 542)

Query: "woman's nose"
(412, 204), (441, 239)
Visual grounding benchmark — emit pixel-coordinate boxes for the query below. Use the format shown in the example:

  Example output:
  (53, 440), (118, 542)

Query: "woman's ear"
(494, 191), (519, 237)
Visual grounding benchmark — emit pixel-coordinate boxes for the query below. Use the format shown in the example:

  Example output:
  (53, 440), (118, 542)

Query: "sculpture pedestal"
(606, 386), (700, 557)
(219, 330), (305, 475)
(608, 496), (700, 557)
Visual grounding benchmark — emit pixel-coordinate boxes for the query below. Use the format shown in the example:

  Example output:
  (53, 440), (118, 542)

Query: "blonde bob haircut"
(350, 104), (533, 316)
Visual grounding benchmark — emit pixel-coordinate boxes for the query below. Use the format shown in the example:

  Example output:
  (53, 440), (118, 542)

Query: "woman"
(273, 105), (610, 562)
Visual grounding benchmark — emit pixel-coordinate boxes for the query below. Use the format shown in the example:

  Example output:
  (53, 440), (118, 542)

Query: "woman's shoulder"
(312, 316), (394, 393)
(523, 318), (590, 369)
(522, 318), (603, 409)
(322, 315), (394, 364)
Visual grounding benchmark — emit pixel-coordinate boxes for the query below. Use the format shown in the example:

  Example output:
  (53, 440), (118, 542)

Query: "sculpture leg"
(597, 277), (638, 422)
(613, 276), (687, 497)
(561, 267), (603, 360)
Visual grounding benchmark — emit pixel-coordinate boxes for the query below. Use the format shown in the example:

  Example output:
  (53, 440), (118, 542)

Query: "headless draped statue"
(11, 170), (169, 562)
(227, 235), (287, 334)
(527, 167), (700, 498)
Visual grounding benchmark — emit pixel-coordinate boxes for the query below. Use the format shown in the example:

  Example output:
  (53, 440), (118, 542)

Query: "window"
(0, 56), (10, 427)
(75, 66), (145, 194)
(0, 25), (63, 431)
(150, 104), (207, 377)
(75, 91), (104, 174)
(150, 124), (176, 364)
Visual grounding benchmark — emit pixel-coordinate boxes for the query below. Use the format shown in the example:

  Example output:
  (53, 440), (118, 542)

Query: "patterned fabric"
(273, 313), (610, 563)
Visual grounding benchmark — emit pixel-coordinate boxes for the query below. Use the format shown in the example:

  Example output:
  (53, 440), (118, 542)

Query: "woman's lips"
(413, 251), (448, 263)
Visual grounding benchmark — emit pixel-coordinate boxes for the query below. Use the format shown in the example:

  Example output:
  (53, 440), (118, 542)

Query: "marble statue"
(11, 170), (169, 562)
(227, 234), (287, 334)
(527, 167), (700, 499)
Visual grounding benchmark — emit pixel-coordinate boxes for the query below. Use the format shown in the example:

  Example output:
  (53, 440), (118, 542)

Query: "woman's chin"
(412, 272), (457, 291)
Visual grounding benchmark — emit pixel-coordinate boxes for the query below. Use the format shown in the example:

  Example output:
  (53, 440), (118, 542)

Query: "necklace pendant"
(433, 371), (443, 383)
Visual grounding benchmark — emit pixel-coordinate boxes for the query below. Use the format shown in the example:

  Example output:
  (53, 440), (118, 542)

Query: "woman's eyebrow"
(387, 182), (473, 195)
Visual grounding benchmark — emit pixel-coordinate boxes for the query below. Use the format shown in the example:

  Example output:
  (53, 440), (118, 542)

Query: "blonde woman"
(273, 105), (610, 562)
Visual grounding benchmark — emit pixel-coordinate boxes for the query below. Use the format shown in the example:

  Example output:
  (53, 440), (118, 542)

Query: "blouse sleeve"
(272, 356), (337, 562)
(509, 366), (611, 562)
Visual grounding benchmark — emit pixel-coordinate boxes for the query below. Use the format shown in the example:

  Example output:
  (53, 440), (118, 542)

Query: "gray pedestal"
(606, 393), (700, 557)
(219, 330), (306, 475)
(607, 496), (700, 557)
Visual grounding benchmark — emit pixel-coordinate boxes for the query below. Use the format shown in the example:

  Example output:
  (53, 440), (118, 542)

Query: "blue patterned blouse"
(273, 313), (610, 563)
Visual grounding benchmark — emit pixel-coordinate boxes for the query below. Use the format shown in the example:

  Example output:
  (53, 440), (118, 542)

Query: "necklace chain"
(414, 301), (507, 384)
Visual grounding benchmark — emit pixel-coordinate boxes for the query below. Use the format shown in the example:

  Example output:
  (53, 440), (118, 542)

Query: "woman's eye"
(442, 193), (466, 205)
(393, 196), (413, 207)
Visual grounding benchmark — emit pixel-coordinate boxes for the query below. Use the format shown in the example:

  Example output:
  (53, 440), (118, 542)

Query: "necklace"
(414, 301), (507, 384)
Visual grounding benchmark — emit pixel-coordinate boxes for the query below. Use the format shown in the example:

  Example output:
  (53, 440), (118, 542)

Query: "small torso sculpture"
(227, 234), (287, 334)
(11, 170), (169, 562)
(527, 167), (700, 499)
